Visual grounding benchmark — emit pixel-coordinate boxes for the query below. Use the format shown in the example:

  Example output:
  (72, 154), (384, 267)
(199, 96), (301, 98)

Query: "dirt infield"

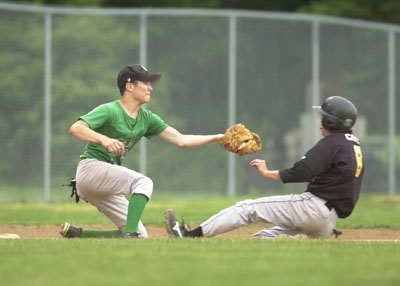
(0, 224), (399, 240)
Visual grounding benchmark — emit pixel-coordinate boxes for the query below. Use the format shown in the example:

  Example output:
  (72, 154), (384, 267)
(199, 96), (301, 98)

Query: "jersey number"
(354, 145), (363, 178)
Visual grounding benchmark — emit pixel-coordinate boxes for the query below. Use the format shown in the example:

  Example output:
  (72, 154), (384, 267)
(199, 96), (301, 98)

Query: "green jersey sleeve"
(144, 111), (168, 139)
(79, 104), (110, 129)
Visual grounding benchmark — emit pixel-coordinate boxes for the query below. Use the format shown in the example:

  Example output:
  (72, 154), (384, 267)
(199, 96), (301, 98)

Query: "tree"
(297, 0), (400, 24)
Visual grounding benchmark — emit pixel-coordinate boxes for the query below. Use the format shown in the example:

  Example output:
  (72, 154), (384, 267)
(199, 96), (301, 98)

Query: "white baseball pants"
(200, 192), (338, 239)
(75, 158), (153, 238)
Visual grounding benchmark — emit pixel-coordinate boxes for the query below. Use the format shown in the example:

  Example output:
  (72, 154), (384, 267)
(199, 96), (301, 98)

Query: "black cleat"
(60, 222), (82, 238)
(332, 229), (343, 238)
(165, 209), (190, 238)
(121, 232), (139, 239)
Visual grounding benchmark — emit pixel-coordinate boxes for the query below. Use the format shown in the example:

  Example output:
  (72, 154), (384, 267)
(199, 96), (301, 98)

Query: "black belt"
(325, 201), (334, 211)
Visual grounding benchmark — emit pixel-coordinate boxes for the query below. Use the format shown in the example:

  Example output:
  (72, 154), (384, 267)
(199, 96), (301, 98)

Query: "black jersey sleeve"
(279, 160), (314, 183)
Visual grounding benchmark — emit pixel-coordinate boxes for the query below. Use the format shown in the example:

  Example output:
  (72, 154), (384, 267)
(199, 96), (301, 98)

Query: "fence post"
(139, 12), (148, 175)
(227, 15), (237, 196)
(44, 13), (52, 202)
(312, 20), (320, 143)
(388, 30), (396, 195)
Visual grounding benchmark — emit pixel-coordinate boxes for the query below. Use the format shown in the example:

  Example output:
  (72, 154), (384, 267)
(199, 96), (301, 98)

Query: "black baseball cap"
(117, 64), (162, 90)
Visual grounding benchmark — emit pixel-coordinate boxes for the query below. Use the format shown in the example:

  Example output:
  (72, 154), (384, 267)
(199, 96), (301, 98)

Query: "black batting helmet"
(312, 96), (357, 131)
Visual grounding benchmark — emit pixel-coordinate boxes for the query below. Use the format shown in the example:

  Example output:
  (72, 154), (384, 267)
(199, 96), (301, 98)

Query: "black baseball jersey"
(279, 132), (364, 218)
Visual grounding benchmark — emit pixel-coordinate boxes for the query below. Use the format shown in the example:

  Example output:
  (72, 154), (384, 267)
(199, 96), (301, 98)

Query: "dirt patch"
(0, 224), (399, 241)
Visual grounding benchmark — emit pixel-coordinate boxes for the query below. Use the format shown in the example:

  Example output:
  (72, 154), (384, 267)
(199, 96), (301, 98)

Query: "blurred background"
(1, 0), (399, 202)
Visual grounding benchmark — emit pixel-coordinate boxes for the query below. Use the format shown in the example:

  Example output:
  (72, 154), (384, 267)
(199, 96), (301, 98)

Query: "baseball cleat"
(181, 220), (190, 234)
(165, 209), (190, 238)
(332, 229), (343, 238)
(121, 232), (139, 239)
(60, 222), (82, 238)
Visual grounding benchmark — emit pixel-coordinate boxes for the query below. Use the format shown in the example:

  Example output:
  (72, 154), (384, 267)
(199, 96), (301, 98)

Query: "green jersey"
(79, 100), (168, 165)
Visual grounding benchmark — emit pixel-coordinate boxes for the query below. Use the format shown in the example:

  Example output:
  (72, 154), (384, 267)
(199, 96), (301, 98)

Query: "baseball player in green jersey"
(60, 64), (224, 239)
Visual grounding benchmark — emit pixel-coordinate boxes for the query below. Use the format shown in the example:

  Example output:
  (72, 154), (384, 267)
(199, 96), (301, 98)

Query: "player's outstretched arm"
(159, 126), (224, 149)
(249, 159), (282, 181)
(69, 120), (125, 156)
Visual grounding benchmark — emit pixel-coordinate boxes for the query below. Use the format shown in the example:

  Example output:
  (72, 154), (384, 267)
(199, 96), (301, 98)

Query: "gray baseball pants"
(75, 158), (153, 238)
(200, 192), (338, 239)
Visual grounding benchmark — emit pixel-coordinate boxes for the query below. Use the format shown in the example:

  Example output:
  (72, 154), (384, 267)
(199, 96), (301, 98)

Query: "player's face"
(320, 124), (329, 137)
(131, 81), (153, 103)
(320, 116), (332, 137)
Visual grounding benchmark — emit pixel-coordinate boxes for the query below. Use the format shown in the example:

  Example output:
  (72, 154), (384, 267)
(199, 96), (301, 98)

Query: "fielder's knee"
(133, 176), (153, 199)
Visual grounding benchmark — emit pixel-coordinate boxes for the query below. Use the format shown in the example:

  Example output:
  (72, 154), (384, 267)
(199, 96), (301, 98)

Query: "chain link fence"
(0, 2), (399, 202)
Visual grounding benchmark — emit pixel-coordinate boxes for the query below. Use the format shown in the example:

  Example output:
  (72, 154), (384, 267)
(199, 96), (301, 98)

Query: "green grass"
(0, 239), (399, 286)
(0, 194), (399, 228)
(0, 194), (399, 286)
(338, 194), (400, 228)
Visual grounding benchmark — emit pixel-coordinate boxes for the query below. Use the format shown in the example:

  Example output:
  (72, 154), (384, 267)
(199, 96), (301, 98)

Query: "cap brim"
(312, 105), (329, 117)
(142, 72), (162, 83)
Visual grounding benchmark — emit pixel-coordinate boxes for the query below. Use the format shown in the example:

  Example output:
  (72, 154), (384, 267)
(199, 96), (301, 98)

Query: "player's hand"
(216, 134), (224, 140)
(249, 159), (268, 175)
(102, 138), (125, 156)
(250, 159), (282, 181)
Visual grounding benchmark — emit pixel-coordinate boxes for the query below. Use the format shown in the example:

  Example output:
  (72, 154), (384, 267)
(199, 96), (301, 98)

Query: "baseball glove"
(220, 123), (262, 156)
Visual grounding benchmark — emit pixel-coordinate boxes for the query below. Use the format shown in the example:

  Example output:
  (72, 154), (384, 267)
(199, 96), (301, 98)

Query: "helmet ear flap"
(322, 117), (329, 129)
(321, 115), (336, 131)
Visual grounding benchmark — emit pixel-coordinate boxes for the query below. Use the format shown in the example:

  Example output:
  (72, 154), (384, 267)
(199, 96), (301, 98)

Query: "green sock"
(124, 194), (148, 233)
(81, 229), (121, 238)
